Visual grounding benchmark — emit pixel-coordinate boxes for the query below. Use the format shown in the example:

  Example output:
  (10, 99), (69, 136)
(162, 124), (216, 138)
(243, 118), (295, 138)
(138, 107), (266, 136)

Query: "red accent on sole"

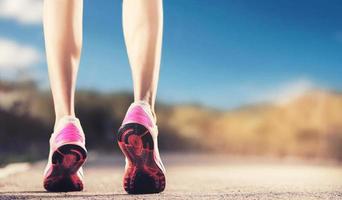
(118, 123), (166, 194)
(44, 144), (87, 192)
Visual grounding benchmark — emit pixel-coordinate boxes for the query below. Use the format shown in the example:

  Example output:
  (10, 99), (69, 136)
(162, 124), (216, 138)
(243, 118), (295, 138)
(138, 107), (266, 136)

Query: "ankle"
(55, 111), (75, 122)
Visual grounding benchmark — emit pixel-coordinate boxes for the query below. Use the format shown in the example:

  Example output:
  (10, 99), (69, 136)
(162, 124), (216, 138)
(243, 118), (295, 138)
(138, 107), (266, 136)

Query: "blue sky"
(0, 0), (341, 109)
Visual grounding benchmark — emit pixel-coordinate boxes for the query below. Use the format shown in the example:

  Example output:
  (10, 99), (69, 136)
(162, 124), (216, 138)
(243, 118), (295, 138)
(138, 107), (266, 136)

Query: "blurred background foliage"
(1, 0), (342, 167)
(1, 79), (342, 166)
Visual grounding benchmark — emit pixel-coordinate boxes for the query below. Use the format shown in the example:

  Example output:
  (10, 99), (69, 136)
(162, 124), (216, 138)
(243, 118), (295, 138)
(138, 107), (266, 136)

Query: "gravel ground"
(1, 153), (342, 200)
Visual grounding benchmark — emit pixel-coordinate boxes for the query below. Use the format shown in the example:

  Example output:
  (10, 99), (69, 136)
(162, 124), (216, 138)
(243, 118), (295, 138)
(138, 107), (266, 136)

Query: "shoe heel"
(118, 123), (165, 194)
(44, 144), (87, 192)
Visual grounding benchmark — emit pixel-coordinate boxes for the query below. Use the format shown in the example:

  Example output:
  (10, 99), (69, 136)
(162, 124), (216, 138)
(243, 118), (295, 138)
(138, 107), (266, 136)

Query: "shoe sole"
(44, 144), (87, 192)
(118, 123), (166, 194)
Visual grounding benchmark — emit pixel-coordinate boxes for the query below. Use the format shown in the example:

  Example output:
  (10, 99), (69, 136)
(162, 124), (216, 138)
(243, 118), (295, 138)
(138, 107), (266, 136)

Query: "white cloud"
(0, 38), (41, 70)
(254, 78), (315, 105)
(0, 0), (43, 25)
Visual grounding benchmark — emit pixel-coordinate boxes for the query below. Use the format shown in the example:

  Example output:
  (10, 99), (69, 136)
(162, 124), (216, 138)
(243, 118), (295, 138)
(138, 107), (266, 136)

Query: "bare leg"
(43, 1), (87, 192)
(122, 0), (163, 120)
(44, 0), (83, 126)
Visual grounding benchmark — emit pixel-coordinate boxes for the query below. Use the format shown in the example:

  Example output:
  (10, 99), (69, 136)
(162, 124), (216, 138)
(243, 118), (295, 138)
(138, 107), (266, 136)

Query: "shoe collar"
(128, 101), (156, 125)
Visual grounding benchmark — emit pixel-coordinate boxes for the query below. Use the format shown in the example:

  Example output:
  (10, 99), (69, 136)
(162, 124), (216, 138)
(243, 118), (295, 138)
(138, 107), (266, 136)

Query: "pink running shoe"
(117, 101), (166, 194)
(43, 116), (87, 192)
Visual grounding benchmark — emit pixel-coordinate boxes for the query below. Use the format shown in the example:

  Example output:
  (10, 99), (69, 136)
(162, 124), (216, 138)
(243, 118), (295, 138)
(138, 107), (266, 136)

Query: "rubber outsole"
(118, 123), (166, 194)
(43, 144), (87, 192)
